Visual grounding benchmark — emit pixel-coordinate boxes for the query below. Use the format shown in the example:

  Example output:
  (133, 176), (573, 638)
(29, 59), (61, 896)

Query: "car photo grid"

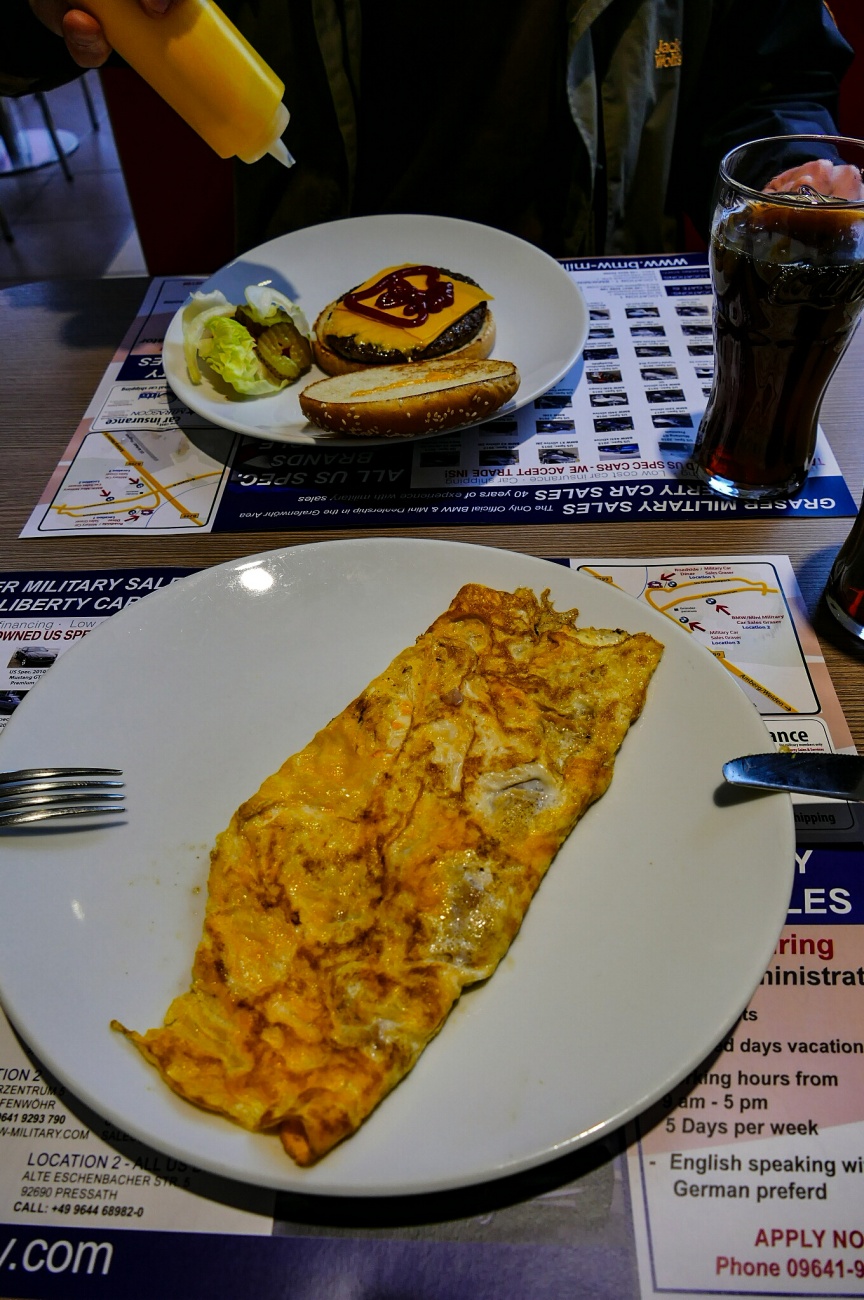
(412, 256), (719, 488)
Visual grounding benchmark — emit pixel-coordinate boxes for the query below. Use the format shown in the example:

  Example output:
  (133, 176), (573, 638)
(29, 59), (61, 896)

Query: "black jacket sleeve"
(673, 0), (854, 237)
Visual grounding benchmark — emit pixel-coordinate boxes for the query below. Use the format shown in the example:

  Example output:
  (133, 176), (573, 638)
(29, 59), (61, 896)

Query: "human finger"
(764, 158), (864, 201)
(764, 159), (834, 194)
(28, 0), (72, 37)
(61, 8), (111, 66)
(824, 164), (864, 201)
(29, 0), (180, 63)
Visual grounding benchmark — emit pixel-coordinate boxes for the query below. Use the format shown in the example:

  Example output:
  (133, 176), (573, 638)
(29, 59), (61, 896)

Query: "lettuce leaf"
(243, 284), (311, 338)
(198, 316), (286, 396)
(181, 290), (235, 384)
(181, 283), (310, 396)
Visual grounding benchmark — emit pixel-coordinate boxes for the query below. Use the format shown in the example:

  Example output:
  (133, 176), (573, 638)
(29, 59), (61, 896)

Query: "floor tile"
(0, 170), (55, 221)
(0, 71), (145, 287)
(104, 226), (147, 277)
(26, 165), (138, 223)
(0, 215), (139, 283)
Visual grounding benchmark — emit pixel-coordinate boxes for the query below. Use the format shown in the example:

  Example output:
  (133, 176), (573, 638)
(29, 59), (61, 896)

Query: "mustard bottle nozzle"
(268, 137), (295, 169)
(237, 102), (293, 166)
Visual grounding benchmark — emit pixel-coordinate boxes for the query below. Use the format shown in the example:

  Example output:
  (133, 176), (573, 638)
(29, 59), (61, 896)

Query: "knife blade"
(723, 753), (864, 802)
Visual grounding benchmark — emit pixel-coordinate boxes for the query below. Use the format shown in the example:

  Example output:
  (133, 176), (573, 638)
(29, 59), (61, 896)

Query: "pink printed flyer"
(629, 854), (864, 1296)
(571, 554), (864, 1296)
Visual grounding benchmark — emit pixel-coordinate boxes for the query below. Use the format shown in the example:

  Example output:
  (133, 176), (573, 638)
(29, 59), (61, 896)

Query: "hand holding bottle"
(28, 0), (182, 68)
(28, 0), (292, 167)
(765, 158), (864, 202)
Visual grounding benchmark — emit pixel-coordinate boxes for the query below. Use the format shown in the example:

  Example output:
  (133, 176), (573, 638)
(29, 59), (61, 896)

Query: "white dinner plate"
(162, 214), (588, 444)
(0, 539), (793, 1197)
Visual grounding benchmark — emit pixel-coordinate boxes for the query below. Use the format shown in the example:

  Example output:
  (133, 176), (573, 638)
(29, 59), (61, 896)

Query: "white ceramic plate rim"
(162, 214), (588, 445)
(0, 539), (794, 1197)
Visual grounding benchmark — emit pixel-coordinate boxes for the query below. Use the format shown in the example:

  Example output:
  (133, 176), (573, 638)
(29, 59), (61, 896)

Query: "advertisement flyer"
(0, 568), (196, 728)
(20, 257), (857, 538)
(628, 848), (864, 1298)
(569, 559), (864, 1296)
(566, 556), (862, 841)
(0, 1008), (275, 1236)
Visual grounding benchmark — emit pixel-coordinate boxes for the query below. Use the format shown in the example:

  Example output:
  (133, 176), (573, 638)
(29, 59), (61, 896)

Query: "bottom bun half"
(298, 357), (520, 439)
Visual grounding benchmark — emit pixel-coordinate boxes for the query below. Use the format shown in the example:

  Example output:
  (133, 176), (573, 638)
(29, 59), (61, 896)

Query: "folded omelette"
(116, 583), (663, 1165)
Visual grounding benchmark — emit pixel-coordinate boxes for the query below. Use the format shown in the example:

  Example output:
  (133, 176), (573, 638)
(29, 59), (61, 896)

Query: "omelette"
(115, 584), (663, 1166)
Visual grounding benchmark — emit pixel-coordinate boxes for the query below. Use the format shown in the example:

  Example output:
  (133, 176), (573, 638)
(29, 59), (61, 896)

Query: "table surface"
(1, 276), (862, 750)
(0, 275), (862, 1256)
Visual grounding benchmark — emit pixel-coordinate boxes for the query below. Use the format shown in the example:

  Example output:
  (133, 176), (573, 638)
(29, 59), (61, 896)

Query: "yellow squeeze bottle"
(81, 0), (293, 166)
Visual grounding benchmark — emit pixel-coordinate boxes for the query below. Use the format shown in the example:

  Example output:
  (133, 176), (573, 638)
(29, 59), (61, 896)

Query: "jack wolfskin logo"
(655, 38), (682, 68)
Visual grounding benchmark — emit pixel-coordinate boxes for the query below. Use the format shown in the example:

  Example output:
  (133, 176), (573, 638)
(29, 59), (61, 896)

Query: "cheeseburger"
(312, 264), (495, 376)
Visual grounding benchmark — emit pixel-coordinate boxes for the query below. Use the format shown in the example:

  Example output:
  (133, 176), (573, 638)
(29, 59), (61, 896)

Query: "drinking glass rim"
(719, 133), (864, 210)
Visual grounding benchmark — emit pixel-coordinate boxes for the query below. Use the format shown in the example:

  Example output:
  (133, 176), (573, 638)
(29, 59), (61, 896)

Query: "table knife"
(723, 753), (864, 801)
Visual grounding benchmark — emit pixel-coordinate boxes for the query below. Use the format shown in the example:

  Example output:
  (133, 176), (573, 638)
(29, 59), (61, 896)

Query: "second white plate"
(0, 539), (794, 1196)
(162, 214), (588, 445)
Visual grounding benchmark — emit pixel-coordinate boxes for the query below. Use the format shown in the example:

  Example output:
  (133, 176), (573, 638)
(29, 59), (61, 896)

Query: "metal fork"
(0, 768), (125, 828)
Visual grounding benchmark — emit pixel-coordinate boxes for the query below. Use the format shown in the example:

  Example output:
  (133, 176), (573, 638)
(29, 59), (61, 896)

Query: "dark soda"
(694, 203), (864, 498)
(826, 493), (864, 639)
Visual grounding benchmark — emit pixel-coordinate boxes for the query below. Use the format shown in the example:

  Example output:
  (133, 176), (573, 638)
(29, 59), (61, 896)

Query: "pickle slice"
(256, 321), (313, 382)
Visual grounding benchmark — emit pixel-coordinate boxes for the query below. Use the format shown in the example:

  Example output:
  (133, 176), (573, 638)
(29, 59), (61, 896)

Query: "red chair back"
(99, 66), (235, 276)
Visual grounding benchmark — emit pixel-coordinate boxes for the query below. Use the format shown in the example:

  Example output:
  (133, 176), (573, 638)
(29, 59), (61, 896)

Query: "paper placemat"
(20, 255), (857, 537)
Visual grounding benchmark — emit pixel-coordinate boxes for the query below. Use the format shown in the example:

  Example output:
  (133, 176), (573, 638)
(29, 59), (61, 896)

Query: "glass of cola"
(692, 134), (864, 500)
(826, 486), (864, 640)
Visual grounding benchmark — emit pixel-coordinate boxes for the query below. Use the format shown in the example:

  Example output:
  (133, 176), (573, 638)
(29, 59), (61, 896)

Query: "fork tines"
(0, 768), (125, 828)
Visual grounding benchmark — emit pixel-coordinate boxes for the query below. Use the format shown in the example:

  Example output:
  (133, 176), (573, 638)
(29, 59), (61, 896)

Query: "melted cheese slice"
(117, 585), (663, 1166)
(325, 265), (491, 350)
